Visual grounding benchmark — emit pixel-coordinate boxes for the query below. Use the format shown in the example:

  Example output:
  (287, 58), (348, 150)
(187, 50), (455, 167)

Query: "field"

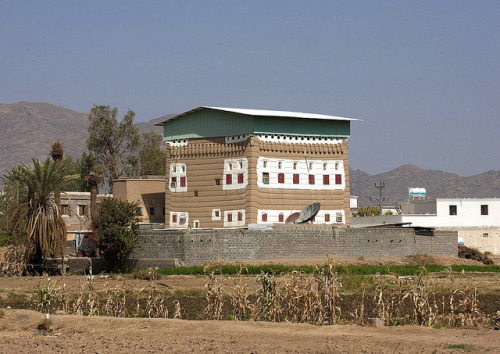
(1, 256), (499, 353)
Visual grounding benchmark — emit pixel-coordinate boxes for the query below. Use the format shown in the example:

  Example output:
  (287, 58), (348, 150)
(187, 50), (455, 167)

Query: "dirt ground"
(1, 256), (499, 353)
(0, 309), (499, 353)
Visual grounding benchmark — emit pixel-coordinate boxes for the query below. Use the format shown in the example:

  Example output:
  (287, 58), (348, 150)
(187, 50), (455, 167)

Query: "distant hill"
(0, 102), (172, 175)
(350, 164), (500, 206)
(0, 102), (89, 174)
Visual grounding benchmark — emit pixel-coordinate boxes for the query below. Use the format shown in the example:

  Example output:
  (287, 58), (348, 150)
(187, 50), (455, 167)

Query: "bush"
(97, 197), (141, 271)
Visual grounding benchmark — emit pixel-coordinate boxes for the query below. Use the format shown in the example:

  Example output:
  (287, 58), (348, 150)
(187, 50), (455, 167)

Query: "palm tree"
(2, 158), (76, 268)
(86, 171), (103, 257)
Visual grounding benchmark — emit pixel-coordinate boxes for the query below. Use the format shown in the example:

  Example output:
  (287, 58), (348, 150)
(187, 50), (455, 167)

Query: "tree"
(138, 131), (166, 175)
(352, 205), (382, 217)
(87, 105), (140, 191)
(1, 159), (78, 267)
(97, 197), (141, 271)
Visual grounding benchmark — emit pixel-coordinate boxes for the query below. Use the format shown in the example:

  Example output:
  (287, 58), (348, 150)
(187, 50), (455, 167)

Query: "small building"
(113, 176), (166, 224)
(156, 106), (360, 228)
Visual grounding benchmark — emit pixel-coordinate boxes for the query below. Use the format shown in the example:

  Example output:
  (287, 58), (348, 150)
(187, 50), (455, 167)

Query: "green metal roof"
(156, 106), (359, 141)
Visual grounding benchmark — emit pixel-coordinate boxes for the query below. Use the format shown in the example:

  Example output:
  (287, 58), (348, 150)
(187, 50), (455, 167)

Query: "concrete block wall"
(133, 225), (458, 266)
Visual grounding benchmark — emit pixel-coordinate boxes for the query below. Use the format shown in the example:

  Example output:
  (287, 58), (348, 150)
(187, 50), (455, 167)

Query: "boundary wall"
(132, 225), (457, 266)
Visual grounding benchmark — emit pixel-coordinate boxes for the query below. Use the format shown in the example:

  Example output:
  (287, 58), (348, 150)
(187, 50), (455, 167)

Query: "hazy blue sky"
(1, 1), (498, 176)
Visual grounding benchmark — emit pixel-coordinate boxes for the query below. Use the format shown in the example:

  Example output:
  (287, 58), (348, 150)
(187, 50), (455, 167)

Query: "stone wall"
(132, 225), (457, 266)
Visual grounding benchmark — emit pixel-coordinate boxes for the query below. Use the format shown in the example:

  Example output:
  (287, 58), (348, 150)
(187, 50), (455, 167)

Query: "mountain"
(0, 102), (89, 174)
(350, 164), (500, 206)
(0, 102), (172, 176)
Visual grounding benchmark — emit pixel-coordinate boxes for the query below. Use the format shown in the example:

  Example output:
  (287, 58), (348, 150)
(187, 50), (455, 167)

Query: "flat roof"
(156, 106), (361, 126)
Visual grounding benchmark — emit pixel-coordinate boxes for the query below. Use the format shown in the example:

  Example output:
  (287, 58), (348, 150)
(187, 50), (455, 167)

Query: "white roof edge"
(203, 106), (362, 121)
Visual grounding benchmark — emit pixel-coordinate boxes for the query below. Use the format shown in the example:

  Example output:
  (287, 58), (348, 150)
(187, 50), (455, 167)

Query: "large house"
(156, 106), (359, 229)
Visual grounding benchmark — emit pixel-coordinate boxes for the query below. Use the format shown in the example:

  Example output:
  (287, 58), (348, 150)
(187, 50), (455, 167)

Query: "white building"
(399, 198), (499, 228)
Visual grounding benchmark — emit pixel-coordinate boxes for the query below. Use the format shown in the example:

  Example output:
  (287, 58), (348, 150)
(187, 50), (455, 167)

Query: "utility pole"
(370, 182), (389, 212)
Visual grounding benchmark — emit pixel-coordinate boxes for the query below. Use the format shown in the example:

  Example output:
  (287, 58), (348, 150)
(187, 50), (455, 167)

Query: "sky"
(1, 1), (499, 176)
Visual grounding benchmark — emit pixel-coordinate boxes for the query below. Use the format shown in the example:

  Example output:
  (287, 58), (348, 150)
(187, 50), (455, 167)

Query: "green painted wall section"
(253, 116), (350, 137)
(163, 109), (351, 140)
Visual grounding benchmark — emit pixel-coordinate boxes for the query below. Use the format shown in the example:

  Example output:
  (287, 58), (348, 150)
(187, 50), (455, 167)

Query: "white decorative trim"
(257, 134), (345, 145)
(169, 163), (187, 192)
(170, 211), (189, 228)
(167, 139), (189, 147)
(223, 158), (248, 190)
(257, 209), (345, 225)
(224, 209), (246, 227)
(212, 209), (221, 220)
(256, 157), (345, 190)
(225, 134), (251, 144)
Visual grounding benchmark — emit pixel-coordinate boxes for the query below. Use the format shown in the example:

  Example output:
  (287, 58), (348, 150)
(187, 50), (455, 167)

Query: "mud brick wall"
(132, 225), (458, 266)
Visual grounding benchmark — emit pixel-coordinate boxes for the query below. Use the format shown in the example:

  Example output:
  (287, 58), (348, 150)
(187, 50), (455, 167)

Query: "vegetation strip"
(154, 264), (500, 276)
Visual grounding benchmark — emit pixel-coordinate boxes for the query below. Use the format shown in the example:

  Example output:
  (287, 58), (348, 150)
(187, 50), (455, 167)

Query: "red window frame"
(335, 174), (342, 185)
(180, 176), (186, 187)
(308, 174), (315, 185)
(228, 213), (232, 222)
(278, 173), (285, 184)
(293, 174), (300, 184)
(323, 175), (330, 185)
(238, 173), (244, 184)
(226, 174), (232, 185)
(262, 213), (268, 222)
(172, 214), (177, 223)
(325, 214), (330, 222)
(237, 212), (243, 221)
(278, 214), (284, 222)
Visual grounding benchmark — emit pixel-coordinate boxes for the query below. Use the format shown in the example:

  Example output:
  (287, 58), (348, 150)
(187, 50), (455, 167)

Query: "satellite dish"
(285, 212), (300, 224)
(295, 203), (321, 224)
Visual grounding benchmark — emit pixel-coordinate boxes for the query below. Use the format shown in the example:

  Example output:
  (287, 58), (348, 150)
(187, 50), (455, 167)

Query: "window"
(61, 205), (71, 216)
(193, 220), (200, 228)
(237, 212), (243, 221)
(308, 174), (315, 185)
(335, 174), (342, 185)
(226, 174), (232, 185)
(262, 172), (270, 185)
(336, 212), (343, 223)
(181, 165), (185, 173)
(278, 173), (285, 184)
(293, 162), (298, 170)
(308, 162), (313, 170)
(278, 161), (283, 169)
(149, 207), (155, 216)
(449, 205), (457, 216)
(180, 176), (186, 187)
(262, 213), (268, 222)
(323, 175), (330, 185)
(239, 161), (243, 169)
(215, 178), (221, 185)
(228, 162), (233, 170)
(77, 205), (87, 216)
(263, 160), (268, 168)
(481, 205), (489, 215)
(335, 162), (339, 170)
(194, 190), (199, 197)
(293, 174), (300, 184)
(179, 215), (187, 225)
(323, 163), (327, 171)
(170, 177), (177, 188)
(279, 213), (284, 222)
(238, 173), (244, 184)
(172, 165), (177, 173)
(228, 213), (232, 222)
(215, 210), (220, 218)
(325, 214), (330, 222)
(172, 214), (177, 223)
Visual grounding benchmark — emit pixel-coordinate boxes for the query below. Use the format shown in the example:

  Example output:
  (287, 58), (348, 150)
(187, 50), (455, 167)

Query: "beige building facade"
(159, 107), (359, 229)
(113, 176), (166, 224)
